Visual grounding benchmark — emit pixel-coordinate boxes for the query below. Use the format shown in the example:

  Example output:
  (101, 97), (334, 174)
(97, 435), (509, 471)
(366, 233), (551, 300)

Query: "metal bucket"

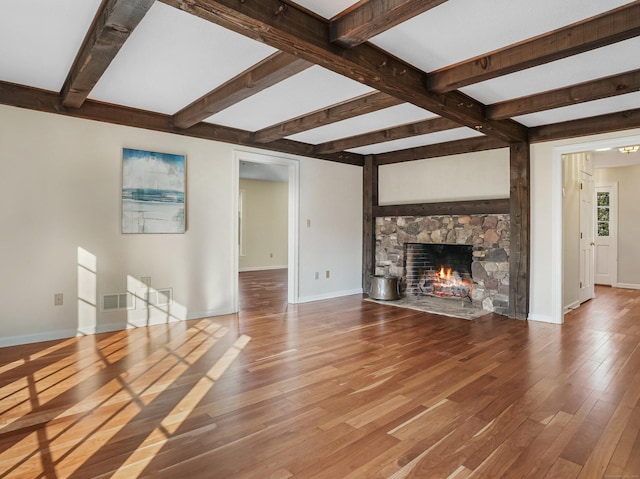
(369, 275), (400, 300)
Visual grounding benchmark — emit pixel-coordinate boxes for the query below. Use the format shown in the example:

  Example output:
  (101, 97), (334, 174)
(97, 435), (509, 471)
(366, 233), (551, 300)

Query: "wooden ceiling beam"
(314, 116), (460, 154)
(428, 2), (640, 93)
(487, 69), (640, 120)
(253, 91), (403, 143)
(529, 108), (640, 143)
(159, 0), (528, 143)
(330, 0), (448, 48)
(173, 51), (311, 129)
(374, 136), (507, 165)
(61, 0), (156, 108)
(0, 81), (363, 166)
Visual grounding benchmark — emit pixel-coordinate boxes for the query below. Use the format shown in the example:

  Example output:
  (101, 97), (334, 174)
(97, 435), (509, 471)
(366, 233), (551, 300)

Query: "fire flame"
(438, 266), (452, 280)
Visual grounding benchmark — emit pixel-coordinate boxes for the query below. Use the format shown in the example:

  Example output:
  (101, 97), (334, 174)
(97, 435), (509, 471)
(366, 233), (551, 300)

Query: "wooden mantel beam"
(159, 0), (528, 143)
(61, 0), (156, 108)
(330, 0), (448, 48)
(173, 51), (311, 129)
(428, 2), (640, 93)
(374, 199), (510, 217)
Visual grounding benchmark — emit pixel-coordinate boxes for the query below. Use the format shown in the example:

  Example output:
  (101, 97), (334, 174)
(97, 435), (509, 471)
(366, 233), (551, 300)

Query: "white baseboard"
(239, 265), (288, 272)
(528, 313), (563, 324)
(0, 314), (205, 349)
(563, 300), (580, 313)
(0, 329), (79, 348)
(297, 288), (363, 304)
(186, 307), (236, 320)
(615, 283), (640, 290)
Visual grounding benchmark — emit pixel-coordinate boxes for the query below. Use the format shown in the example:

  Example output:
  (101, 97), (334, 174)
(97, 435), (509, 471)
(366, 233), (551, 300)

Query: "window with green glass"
(597, 192), (610, 237)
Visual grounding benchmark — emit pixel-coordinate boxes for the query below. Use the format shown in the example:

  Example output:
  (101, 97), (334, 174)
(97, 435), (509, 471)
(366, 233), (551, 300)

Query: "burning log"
(418, 265), (472, 301)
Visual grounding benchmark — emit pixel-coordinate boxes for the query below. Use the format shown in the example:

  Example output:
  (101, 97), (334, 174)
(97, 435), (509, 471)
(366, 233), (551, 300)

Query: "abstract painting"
(122, 148), (186, 234)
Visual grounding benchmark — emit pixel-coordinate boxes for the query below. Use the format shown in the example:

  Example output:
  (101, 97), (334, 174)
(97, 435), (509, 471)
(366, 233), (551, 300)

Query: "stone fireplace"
(375, 214), (510, 315)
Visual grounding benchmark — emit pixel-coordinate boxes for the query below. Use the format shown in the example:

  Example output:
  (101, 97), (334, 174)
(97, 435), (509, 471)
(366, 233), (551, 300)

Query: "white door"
(595, 183), (618, 286)
(578, 172), (595, 303)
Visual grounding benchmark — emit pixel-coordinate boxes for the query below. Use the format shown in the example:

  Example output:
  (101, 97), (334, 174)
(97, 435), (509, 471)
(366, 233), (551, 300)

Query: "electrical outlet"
(54, 293), (63, 306)
(315, 272), (319, 280)
(307, 219), (311, 228)
(325, 270), (330, 279)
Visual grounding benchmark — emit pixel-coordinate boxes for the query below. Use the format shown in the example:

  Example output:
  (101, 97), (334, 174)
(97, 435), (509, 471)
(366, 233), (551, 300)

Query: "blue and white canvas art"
(122, 148), (186, 234)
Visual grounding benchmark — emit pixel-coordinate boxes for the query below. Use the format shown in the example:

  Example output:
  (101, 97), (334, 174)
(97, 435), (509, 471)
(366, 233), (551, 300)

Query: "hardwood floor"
(238, 269), (288, 313)
(2, 281), (640, 477)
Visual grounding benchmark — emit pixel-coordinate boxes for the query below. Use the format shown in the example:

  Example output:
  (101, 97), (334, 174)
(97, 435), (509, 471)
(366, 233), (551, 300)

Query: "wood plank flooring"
(2, 277), (640, 477)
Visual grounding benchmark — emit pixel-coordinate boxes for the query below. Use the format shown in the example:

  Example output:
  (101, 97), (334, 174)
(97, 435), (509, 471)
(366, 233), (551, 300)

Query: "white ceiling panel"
(240, 161), (289, 182)
(90, 2), (276, 114)
(371, 0), (635, 73)
(0, 0), (102, 91)
(461, 38), (640, 104)
(205, 66), (374, 131)
(514, 91), (640, 127)
(348, 128), (483, 155)
(594, 148), (640, 168)
(289, 0), (358, 20)
(288, 103), (437, 144)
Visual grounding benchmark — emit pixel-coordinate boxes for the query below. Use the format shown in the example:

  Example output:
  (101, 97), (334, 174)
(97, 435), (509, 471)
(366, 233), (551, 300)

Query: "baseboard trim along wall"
(563, 300), (580, 314)
(528, 313), (562, 325)
(0, 309), (236, 348)
(186, 307), (236, 320)
(298, 288), (364, 304)
(0, 329), (80, 349)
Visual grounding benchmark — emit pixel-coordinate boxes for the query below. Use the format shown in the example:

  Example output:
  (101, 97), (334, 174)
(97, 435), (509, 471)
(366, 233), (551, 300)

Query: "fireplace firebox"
(404, 243), (473, 301)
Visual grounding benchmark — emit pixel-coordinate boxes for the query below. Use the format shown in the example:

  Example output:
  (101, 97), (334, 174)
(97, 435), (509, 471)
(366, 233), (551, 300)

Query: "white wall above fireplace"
(378, 149), (510, 205)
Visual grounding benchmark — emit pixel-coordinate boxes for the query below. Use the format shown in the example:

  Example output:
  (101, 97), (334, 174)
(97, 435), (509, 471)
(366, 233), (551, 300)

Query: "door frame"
(551, 133), (640, 324)
(232, 150), (300, 311)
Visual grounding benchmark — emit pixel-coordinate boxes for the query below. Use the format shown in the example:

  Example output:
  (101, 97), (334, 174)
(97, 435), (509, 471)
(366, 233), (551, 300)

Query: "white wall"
(595, 165), (640, 287)
(379, 149), (510, 204)
(298, 159), (363, 302)
(0, 104), (363, 346)
(239, 179), (288, 271)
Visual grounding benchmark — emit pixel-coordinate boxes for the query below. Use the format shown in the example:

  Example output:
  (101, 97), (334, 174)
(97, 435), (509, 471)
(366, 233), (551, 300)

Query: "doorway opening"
(232, 151), (299, 312)
(553, 133), (640, 323)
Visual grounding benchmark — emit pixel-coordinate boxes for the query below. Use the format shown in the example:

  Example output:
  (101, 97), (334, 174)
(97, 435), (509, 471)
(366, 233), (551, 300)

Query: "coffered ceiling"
(1, 0), (639, 166)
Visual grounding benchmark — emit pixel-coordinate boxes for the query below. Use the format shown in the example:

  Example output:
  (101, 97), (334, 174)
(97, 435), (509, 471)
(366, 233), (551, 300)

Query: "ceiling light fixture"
(618, 145), (640, 154)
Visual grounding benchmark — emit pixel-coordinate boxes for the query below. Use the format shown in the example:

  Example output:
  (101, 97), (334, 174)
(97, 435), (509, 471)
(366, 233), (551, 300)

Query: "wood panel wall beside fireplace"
(375, 214), (510, 315)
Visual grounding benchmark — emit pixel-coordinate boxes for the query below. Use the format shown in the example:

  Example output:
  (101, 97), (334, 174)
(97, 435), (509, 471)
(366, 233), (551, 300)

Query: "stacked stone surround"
(375, 214), (510, 315)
